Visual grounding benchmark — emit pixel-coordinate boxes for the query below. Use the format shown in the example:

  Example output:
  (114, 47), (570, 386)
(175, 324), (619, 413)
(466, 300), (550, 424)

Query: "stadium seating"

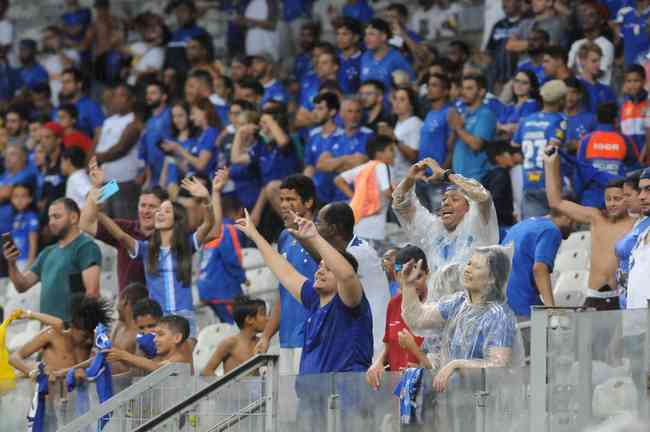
(553, 270), (589, 308)
(558, 231), (591, 255)
(554, 248), (591, 274)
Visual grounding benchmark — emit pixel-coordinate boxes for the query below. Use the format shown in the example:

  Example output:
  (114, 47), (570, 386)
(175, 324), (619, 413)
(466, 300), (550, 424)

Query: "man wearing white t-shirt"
(567, 2), (614, 85)
(379, 86), (422, 184)
(62, 147), (91, 208)
(93, 84), (143, 220)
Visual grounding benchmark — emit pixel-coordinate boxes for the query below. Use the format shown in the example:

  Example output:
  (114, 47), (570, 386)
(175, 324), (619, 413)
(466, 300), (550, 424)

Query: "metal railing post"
(474, 369), (488, 432)
(529, 307), (549, 432)
(575, 310), (593, 428)
(264, 355), (279, 432)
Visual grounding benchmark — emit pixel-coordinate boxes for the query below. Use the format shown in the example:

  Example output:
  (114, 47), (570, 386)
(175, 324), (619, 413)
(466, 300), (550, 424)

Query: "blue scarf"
(136, 332), (157, 359)
(393, 368), (424, 425)
(85, 324), (114, 430)
(27, 362), (48, 432)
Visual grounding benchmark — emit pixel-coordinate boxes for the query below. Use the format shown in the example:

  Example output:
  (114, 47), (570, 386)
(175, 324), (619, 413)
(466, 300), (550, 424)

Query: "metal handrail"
(58, 363), (192, 432)
(133, 353), (279, 432)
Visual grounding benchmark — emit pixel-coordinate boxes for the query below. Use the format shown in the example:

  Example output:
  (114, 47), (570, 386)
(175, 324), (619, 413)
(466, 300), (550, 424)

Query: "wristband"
(442, 169), (453, 183)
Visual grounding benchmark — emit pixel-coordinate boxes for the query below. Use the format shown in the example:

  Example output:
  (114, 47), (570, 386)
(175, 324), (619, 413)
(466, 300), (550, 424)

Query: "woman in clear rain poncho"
(400, 245), (526, 430)
(392, 158), (499, 303)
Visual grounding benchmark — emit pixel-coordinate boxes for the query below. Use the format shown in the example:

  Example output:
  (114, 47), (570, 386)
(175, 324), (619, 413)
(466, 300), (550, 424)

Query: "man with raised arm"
(235, 209), (373, 375)
(391, 157), (499, 297)
(544, 148), (635, 310)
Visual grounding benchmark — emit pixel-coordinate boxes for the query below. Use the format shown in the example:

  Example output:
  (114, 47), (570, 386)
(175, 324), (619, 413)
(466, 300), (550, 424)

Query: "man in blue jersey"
(58, 67), (104, 138)
(615, 0), (650, 66)
(449, 75), (496, 182)
(502, 208), (574, 320)
(303, 93), (344, 204)
(360, 18), (415, 91)
(319, 97), (371, 202)
(17, 39), (49, 91)
(138, 81), (172, 188)
(254, 175), (320, 375)
(292, 21), (320, 83)
(165, 0), (209, 74)
(416, 73), (454, 211)
(564, 77), (597, 152)
(294, 47), (339, 130)
(62, 0), (92, 47)
(517, 28), (549, 86)
(511, 79), (567, 218)
(335, 17), (363, 95)
(251, 52), (289, 107)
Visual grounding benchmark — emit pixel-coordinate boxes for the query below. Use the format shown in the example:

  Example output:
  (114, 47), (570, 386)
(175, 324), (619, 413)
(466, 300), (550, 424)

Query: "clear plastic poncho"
(392, 179), (500, 304)
(401, 245), (527, 431)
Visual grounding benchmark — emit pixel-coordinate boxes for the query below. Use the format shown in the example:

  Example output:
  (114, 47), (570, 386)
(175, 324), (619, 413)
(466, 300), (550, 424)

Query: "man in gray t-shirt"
(507, 0), (567, 53)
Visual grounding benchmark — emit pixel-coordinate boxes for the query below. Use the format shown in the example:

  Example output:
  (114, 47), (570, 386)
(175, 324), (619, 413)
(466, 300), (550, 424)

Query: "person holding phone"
(161, 97), (220, 180)
(159, 101), (198, 190)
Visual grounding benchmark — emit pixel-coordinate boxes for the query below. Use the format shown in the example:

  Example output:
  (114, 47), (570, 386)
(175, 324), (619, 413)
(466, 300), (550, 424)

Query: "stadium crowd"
(1, 0), (650, 428)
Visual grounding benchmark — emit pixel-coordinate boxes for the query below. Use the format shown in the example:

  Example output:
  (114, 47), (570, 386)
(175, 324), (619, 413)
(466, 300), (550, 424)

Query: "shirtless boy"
(104, 314), (193, 373)
(201, 295), (268, 376)
(9, 295), (112, 378)
(545, 149), (636, 309)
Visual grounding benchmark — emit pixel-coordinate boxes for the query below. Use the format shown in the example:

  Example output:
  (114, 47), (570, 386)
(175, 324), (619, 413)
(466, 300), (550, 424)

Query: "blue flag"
(85, 324), (114, 431)
(27, 362), (48, 432)
(393, 367), (424, 425)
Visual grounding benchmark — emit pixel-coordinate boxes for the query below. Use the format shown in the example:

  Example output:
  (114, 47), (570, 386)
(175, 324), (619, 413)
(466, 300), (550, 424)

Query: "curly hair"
(70, 294), (113, 333)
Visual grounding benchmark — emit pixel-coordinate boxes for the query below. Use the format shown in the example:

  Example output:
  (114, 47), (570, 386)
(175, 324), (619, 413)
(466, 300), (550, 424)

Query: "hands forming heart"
(408, 158), (445, 183)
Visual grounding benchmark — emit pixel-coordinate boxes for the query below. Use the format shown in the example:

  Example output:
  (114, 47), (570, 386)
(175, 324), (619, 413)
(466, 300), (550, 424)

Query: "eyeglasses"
(513, 78), (530, 85)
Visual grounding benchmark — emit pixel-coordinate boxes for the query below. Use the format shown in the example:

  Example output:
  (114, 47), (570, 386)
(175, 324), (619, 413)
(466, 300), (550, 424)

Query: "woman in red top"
(366, 245), (432, 390)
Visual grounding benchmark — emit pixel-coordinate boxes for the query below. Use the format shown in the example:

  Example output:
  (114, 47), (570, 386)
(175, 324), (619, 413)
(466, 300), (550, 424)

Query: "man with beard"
(545, 147), (636, 310)
(58, 67), (104, 139)
(80, 157), (168, 298)
(4, 198), (101, 321)
(359, 80), (392, 133)
(251, 52), (288, 107)
(254, 175), (319, 376)
(303, 92), (344, 204)
(516, 28), (550, 85)
(138, 80), (172, 188)
(292, 21), (320, 83)
(317, 97), (371, 202)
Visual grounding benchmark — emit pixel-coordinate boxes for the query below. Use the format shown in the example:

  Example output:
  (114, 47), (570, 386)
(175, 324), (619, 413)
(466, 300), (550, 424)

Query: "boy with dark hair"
(201, 295), (268, 375)
(105, 314), (192, 372)
(9, 295), (112, 378)
(620, 65), (649, 154)
(483, 140), (517, 237)
(335, 135), (395, 245)
(133, 298), (163, 333)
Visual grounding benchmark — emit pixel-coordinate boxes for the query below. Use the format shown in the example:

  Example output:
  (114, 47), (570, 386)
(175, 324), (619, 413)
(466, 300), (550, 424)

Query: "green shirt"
(32, 233), (102, 321)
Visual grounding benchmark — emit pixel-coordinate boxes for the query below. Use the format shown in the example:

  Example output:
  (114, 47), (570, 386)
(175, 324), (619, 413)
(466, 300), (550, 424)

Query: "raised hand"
(88, 156), (105, 188)
(406, 161), (430, 181)
(3, 239), (19, 262)
(181, 176), (210, 199)
(287, 211), (318, 241)
(235, 208), (259, 239)
(399, 259), (424, 288)
(212, 167), (230, 193)
(421, 158), (445, 182)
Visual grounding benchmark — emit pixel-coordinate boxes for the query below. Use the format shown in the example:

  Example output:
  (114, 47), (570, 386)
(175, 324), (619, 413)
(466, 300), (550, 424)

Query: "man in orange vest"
(576, 102), (641, 208)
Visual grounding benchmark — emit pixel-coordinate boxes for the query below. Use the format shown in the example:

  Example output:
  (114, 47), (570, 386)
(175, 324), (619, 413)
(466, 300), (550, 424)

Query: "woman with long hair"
(97, 170), (227, 337)
(160, 101), (199, 189)
(162, 97), (222, 178)
(497, 70), (541, 138)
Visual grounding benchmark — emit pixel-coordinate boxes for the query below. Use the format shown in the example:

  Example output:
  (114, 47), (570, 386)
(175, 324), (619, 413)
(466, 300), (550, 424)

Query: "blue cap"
(641, 168), (650, 180)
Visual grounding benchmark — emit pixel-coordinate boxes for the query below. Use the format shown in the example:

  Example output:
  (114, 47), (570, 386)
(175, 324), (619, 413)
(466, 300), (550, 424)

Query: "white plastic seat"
(242, 247), (265, 270)
(558, 231), (591, 255)
(193, 323), (239, 376)
(553, 270), (589, 308)
(244, 267), (278, 297)
(554, 248), (591, 274)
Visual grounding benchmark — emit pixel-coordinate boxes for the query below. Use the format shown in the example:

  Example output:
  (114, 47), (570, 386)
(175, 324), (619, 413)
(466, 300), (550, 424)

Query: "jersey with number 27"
(512, 111), (566, 190)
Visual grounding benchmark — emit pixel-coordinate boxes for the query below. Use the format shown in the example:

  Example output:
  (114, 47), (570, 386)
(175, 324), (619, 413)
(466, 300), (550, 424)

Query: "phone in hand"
(157, 139), (177, 156)
(545, 146), (557, 157)
(98, 180), (120, 204)
(2, 232), (14, 248)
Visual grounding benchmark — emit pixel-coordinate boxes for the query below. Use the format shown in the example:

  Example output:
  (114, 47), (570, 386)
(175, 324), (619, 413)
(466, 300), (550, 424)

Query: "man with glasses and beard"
(4, 198), (102, 321)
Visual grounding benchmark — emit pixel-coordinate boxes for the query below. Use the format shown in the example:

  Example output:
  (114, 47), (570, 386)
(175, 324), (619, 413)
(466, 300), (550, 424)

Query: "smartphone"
(98, 180), (120, 204)
(157, 139), (177, 156)
(545, 146), (557, 157)
(2, 232), (14, 248)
